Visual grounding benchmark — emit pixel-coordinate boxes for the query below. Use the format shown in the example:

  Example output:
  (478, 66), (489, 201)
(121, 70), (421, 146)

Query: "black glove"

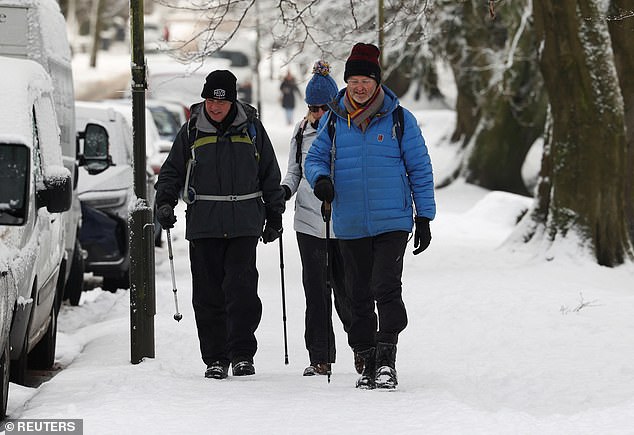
(157, 204), (177, 230)
(262, 212), (282, 244)
(282, 185), (292, 201)
(313, 176), (334, 203)
(413, 217), (431, 255)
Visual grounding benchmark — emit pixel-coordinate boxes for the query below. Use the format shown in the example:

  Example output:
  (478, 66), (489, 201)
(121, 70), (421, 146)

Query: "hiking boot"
(232, 360), (256, 376)
(354, 352), (364, 374)
(205, 361), (229, 379)
(375, 342), (398, 389)
(355, 348), (376, 390)
(303, 363), (331, 376)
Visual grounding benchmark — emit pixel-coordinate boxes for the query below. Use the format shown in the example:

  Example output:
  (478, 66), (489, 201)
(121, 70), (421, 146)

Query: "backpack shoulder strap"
(327, 111), (337, 143)
(295, 118), (308, 162)
(392, 105), (404, 149)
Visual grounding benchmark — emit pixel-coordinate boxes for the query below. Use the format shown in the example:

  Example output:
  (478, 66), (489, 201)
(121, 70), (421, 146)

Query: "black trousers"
(297, 232), (352, 364)
(189, 237), (261, 366)
(339, 231), (409, 352)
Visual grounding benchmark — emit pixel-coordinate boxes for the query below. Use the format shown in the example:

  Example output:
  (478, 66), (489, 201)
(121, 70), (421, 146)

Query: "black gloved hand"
(313, 176), (334, 203)
(413, 216), (431, 255)
(282, 185), (292, 201)
(157, 204), (177, 230)
(262, 212), (282, 244)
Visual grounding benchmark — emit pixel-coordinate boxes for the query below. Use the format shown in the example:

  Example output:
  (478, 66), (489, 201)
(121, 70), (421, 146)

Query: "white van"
(0, 56), (73, 418)
(0, 0), (84, 304)
(75, 101), (157, 291)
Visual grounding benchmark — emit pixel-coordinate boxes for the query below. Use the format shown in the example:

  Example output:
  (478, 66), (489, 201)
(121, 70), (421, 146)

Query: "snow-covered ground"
(3, 48), (634, 435)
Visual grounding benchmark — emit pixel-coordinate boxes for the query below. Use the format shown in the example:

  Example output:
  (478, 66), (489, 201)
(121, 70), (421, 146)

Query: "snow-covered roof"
(0, 0), (72, 65)
(0, 55), (53, 146)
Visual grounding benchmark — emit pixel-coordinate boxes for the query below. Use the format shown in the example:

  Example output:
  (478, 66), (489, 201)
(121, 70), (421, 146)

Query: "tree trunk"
(464, 1), (547, 196)
(607, 0), (634, 244)
(530, 0), (630, 266)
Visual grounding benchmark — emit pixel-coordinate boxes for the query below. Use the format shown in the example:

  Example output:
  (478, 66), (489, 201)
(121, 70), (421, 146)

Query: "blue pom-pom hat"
(305, 60), (339, 105)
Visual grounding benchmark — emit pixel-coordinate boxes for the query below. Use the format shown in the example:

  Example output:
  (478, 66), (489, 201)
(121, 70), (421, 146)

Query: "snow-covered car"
(209, 49), (254, 103)
(145, 55), (232, 114)
(0, 56), (73, 418)
(75, 101), (156, 291)
(0, 0), (85, 308)
(146, 99), (182, 147)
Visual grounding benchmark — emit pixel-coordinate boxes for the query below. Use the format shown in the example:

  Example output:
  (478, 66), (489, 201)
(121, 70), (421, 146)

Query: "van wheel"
(28, 305), (57, 370)
(64, 239), (85, 306)
(0, 339), (10, 419)
(10, 331), (27, 385)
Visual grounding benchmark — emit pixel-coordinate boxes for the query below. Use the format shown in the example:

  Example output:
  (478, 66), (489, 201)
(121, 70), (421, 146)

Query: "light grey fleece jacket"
(281, 118), (335, 239)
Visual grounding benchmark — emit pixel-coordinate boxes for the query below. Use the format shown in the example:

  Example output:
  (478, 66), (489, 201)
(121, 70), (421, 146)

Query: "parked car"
(0, 0), (85, 308)
(145, 55), (231, 115)
(75, 101), (156, 291)
(146, 99), (184, 145)
(0, 56), (73, 418)
(209, 49), (254, 103)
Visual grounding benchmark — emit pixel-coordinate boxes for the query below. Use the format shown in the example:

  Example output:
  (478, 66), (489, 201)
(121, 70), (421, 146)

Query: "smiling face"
(346, 75), (378, 105)
(204, 99), (232, 122)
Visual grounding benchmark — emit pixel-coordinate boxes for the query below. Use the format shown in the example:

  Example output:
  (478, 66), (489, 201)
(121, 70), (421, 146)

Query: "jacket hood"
(192, 101), (258, 134)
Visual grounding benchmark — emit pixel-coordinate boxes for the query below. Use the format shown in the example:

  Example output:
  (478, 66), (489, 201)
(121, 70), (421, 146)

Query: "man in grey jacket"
(155, 70), (285, 380)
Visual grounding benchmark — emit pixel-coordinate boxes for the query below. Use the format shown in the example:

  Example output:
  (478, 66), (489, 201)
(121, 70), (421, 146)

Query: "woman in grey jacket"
(281, 61), (354, 377)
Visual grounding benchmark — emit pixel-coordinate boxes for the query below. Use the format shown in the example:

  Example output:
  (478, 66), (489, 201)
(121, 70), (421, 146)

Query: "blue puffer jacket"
(304, 86), (436, 239)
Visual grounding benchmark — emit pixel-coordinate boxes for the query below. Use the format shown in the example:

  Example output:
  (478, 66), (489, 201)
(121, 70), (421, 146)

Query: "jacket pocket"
(401, 174), (411, 211)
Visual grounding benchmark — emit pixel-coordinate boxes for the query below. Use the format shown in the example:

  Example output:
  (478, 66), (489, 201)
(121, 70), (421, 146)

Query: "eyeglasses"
(308, 105), (329, 113)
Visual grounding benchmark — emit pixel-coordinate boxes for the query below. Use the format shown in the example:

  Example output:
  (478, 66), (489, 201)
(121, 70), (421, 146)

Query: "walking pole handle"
(321, 201), (331, 222)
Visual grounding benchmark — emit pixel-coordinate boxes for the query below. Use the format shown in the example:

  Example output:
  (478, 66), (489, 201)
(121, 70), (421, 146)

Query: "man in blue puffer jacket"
(305, 43), (436, 390)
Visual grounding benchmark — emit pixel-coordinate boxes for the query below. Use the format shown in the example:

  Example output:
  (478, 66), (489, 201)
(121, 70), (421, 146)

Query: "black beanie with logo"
(201, 70), (237, 101)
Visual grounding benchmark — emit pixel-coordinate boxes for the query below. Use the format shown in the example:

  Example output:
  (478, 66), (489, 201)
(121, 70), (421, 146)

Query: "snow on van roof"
(0, 56), (68, 182)
(0, 56), (53, 145)
(0, 0), (72, 65)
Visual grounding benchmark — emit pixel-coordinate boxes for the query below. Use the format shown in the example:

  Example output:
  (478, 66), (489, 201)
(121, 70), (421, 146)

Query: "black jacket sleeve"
(154, 123), (190, 208)
(255, 119), (285, 218)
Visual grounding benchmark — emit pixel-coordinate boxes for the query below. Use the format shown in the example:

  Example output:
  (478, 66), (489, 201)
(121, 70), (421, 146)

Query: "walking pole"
(322, 201), (333, 383)
(279, 233), (289, 364)
(166, 228), (182, 322)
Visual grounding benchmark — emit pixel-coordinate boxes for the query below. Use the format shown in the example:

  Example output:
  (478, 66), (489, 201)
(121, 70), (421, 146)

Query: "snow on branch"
(560, 292), (601, 315)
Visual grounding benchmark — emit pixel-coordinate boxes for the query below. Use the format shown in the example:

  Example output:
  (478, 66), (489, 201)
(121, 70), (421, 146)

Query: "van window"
(34, 94), (64, 179)
(0, 144), (29, 225)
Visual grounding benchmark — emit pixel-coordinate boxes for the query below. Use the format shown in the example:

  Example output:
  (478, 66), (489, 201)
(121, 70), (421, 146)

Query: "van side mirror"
(0, 143), (30, 226)
(37, 173), (73, 213)
(77, 123), (113, 175)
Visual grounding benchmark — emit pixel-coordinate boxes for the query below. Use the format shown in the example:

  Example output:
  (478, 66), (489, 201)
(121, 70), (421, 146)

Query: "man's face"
(205, 98), (232, 122)
(346, 75), (378, 105)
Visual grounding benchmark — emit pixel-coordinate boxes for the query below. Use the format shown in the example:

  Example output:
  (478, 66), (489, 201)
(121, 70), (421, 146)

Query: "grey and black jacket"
(155, 101), (285, 241)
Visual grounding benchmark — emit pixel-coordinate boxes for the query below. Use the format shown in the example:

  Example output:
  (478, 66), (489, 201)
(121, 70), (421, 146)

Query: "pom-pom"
(312, 60), (331, 77)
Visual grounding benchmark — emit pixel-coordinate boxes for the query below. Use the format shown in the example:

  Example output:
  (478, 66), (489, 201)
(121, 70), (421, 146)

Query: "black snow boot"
(205, 361), (229, 379)
(374, 342), (397, 389)
(355, 348), (376, 390)
(232, 360), (256, 376)
(354, 351), (364, 374)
